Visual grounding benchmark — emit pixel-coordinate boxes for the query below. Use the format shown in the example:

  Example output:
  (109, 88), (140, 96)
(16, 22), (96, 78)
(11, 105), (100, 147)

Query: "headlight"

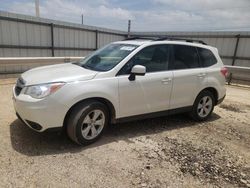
(23, 82), (65, 99)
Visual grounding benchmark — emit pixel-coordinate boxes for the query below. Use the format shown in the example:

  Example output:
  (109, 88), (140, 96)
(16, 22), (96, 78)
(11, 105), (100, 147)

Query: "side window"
(172, 45), (200, 70)
(118, 45), (169, 75)
(197, 47), (217, 67)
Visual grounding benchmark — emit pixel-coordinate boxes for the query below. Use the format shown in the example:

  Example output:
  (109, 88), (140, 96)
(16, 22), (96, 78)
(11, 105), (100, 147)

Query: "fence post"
(127, 20), (131, 38)
(50, 23), (55, 57)
(95, 30), (98, 50)
(228, 34), (240, 84)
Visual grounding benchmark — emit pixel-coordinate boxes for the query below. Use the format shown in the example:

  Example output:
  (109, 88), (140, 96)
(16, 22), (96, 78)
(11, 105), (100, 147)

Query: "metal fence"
(0, 11), (250, 83)
(0, 11), (127, 57)
(0, 57), (82, 79)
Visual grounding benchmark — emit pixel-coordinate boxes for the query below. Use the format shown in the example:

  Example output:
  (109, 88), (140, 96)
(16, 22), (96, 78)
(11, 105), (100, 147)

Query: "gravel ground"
(0, 78), (249, 188)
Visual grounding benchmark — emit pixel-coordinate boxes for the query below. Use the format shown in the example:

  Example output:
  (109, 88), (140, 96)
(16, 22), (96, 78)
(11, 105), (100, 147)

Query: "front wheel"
(66, 101), (109, 145)
(190, 90), (215, 121)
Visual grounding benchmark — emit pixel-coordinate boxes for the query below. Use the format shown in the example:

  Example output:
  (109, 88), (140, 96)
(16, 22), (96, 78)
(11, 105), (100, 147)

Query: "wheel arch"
(63, 97), (116, 131)
(198, 87), (219, 104)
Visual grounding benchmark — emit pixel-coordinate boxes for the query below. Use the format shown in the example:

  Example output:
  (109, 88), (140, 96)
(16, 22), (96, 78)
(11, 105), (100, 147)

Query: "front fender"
(51, 78), (120, 118)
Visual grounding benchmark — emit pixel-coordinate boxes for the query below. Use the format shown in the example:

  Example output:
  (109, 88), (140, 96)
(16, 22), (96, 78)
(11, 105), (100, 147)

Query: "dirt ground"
(0, 78), (249, 188)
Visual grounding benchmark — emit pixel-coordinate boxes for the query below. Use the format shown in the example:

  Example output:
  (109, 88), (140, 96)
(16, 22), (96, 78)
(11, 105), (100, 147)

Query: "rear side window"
(172, 45), (200, 70)
(197, 47), (217, 67)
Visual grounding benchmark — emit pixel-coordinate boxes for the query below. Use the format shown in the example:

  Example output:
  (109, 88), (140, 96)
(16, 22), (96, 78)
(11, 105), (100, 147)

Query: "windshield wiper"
(72, 62), (81, 66)
(81, 64), (95, 71)
(72, 62), (93, 70)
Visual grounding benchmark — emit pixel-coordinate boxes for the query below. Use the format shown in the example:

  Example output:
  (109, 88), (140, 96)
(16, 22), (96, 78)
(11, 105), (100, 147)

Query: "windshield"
(76, 43), (138, 71)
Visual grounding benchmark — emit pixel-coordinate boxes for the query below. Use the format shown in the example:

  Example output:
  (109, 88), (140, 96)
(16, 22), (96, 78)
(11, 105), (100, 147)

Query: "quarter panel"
(205, 66), (226, 99)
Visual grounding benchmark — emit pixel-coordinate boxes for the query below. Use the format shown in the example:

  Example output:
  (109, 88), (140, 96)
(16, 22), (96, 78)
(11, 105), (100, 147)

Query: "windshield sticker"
(120, 46), (136, 51)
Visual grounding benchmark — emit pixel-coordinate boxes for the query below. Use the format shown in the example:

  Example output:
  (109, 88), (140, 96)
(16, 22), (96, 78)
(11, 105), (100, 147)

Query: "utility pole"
(35, 0), (40, 17)
(81, 14), (83, 25)
(127, 20), (131, 38)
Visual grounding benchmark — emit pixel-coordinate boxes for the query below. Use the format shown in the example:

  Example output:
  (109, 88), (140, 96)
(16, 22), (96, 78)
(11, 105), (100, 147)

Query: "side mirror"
(128, 65), (146, 81)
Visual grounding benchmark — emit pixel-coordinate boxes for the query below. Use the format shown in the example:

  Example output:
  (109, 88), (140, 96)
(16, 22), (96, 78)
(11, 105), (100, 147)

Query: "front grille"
(15, 77), (26, 96)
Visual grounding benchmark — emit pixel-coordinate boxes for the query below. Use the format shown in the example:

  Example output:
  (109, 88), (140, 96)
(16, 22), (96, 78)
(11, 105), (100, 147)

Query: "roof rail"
(155, 37), (207, 45)
(124, 36), (207, 45)
(123, 37), (157, 41)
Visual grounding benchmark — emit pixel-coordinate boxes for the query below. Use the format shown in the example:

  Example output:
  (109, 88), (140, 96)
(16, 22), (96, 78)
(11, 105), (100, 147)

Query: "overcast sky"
(1, 0), (250, 31)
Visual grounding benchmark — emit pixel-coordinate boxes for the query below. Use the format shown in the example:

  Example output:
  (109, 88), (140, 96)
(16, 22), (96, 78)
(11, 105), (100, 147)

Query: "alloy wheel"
(197, 96), (213, 118)
(81, 109), (105, 140)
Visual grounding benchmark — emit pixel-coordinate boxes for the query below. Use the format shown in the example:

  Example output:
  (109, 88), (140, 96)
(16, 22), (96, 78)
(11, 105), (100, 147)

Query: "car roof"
(115, 39), (216, 51)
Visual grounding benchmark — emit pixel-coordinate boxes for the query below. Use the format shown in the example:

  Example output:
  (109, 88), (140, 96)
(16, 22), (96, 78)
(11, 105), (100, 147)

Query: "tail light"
(220, 67), (228, 77)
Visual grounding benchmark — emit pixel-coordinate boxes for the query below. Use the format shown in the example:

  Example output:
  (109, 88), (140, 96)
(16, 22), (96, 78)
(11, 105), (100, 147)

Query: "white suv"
(13, 37), (227, 145)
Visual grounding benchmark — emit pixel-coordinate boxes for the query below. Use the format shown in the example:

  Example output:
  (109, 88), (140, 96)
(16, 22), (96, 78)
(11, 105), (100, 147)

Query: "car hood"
(21, 63), (98, 85)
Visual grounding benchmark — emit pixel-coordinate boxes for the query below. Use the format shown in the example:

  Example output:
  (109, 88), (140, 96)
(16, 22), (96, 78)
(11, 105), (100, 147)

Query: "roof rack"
(155, 37), (207, 45)
(124, 36), (207, 45)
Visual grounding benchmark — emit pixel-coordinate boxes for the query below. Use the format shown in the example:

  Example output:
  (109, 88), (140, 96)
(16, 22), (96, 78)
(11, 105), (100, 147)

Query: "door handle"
(161, 78), (172, 84)
(197, 73), (206, 78)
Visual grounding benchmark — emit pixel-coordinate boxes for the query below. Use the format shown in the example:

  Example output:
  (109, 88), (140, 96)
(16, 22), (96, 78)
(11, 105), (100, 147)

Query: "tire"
(66, 100), (109, 145)
(189, 90), (215, 121)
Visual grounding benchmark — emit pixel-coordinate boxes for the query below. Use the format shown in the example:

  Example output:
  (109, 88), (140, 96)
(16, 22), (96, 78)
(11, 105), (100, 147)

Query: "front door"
(117, 44), (173, 118)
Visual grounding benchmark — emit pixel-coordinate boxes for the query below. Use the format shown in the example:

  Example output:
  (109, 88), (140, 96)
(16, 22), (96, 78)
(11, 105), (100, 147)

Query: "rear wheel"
(66, 100), (109, 145)
(190, 90), (215, 121)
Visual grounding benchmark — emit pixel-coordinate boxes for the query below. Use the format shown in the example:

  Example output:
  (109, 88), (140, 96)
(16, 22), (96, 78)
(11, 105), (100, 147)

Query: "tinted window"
(172, 45), (200, 70)
(197, 47), (217, 67)
(118, 45), (169, 75)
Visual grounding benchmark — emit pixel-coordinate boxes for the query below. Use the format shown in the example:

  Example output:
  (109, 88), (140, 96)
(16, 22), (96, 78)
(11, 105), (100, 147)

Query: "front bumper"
(12, 87), (69, 132)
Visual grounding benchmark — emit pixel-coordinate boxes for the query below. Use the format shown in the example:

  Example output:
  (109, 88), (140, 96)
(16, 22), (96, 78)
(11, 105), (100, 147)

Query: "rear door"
(117, 44), (173, 118)
(169, 44), (207, 109)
